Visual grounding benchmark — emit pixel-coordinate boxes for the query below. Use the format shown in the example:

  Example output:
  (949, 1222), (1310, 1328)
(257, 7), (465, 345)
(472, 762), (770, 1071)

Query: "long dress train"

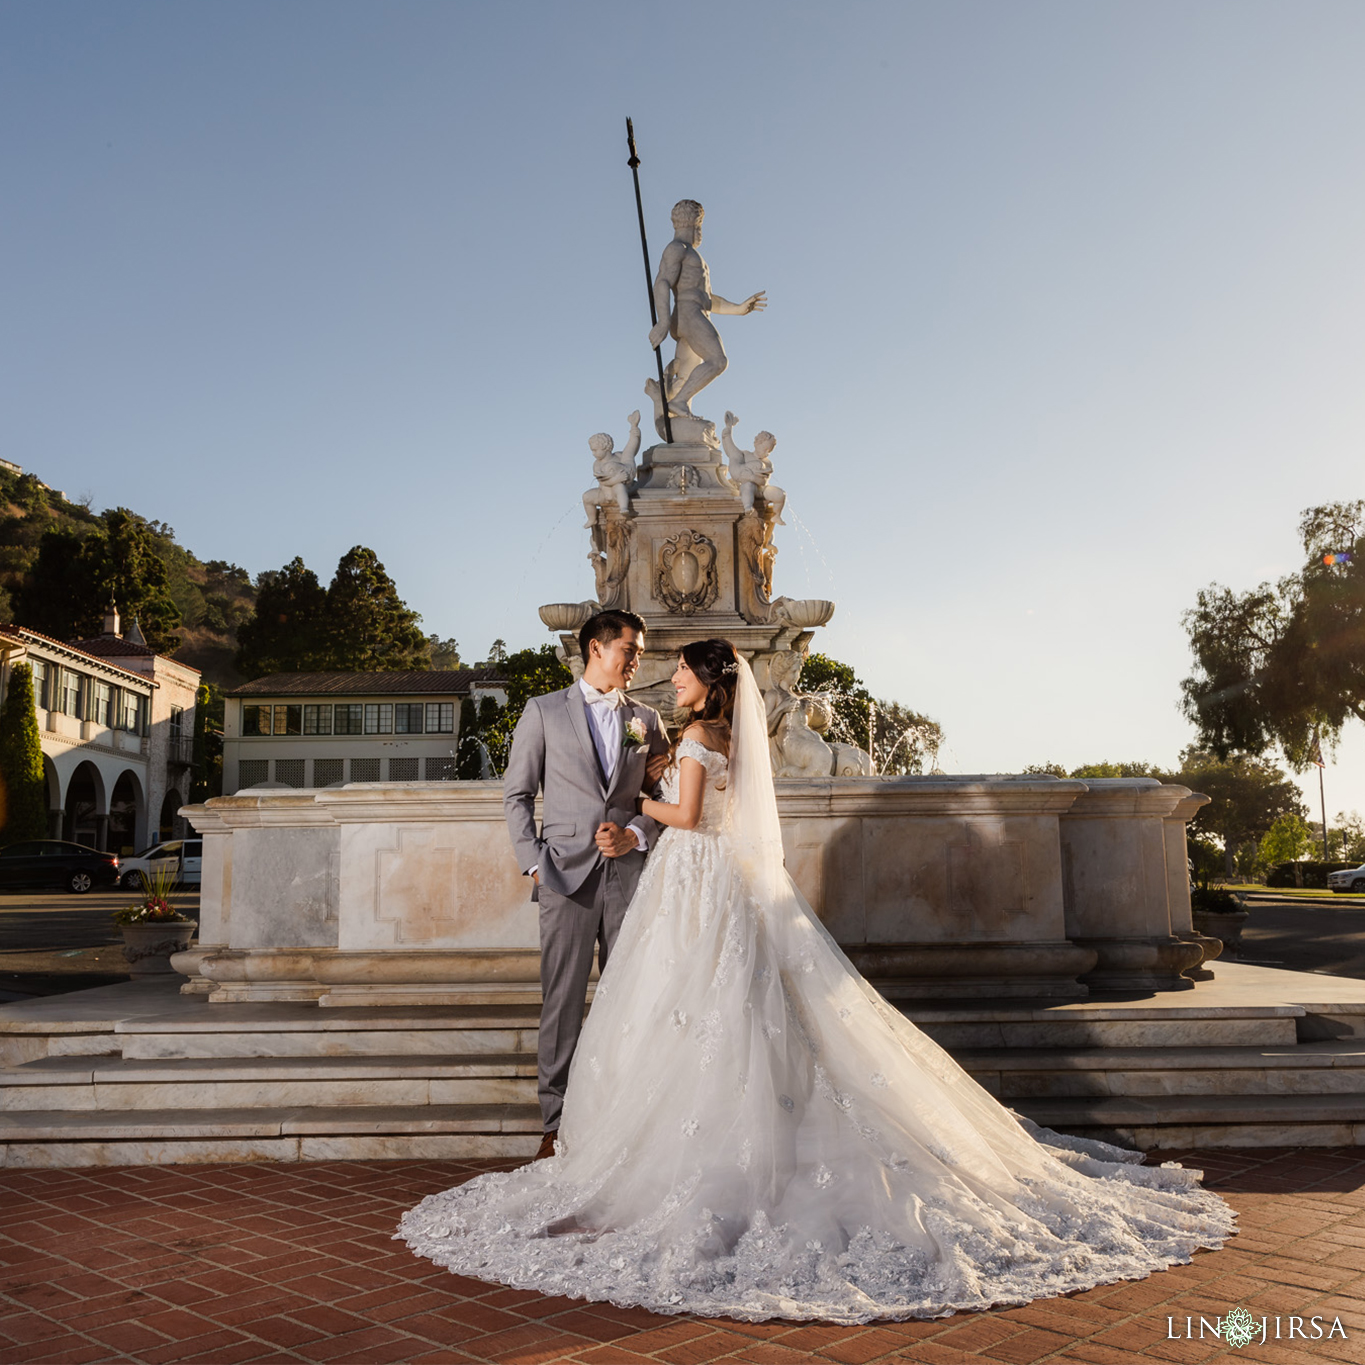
(398, 712), (1235, 1323)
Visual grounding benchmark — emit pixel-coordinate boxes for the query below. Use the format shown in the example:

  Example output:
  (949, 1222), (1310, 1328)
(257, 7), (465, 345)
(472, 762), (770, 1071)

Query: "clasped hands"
(595, 754), (670, 859)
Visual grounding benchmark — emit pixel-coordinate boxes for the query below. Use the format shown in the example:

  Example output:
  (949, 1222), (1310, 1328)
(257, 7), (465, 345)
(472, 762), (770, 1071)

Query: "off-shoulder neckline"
(677, 736), (729, 761)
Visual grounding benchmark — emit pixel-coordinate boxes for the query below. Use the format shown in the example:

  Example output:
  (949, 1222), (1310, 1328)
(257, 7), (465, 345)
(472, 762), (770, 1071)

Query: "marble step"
(0, 1053), (538, 1112)
(0, 1103), (542, 1168)
(1019, 1093), (1365, 1150)
(119, 1026), (539, 1060)
(960, 1040), (1365, 1099)
(914, 1009), (1301, 1050)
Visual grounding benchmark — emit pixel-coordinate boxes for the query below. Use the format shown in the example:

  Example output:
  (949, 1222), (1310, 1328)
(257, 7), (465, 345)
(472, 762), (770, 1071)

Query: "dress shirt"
(527, 682), (648, 880)
(578, 679), (648, 853)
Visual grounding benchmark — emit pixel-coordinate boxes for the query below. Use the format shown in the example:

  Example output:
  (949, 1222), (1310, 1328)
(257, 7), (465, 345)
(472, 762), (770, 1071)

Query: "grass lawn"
(1220, 881), (1365, 900)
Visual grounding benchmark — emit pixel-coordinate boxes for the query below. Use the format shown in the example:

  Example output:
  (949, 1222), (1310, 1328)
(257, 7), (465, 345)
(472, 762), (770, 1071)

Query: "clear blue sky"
(4, 1), (1363, 822)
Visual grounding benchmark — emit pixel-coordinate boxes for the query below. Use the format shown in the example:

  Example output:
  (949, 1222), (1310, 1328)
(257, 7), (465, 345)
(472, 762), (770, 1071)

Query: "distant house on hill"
(0, 604), (200, 851)
(222, 670), (508, 794)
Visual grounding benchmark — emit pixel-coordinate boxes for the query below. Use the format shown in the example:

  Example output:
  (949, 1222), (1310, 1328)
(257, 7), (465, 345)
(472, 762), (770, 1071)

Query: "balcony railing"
(168, 734), (194, 768)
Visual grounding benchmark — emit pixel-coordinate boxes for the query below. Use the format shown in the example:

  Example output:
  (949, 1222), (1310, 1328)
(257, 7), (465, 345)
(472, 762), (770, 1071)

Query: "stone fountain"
(176, 197), (1215, 1009)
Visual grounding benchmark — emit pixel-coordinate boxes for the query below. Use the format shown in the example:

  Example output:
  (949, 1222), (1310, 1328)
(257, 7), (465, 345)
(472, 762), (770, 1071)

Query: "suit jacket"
(503, 685), (670, 900)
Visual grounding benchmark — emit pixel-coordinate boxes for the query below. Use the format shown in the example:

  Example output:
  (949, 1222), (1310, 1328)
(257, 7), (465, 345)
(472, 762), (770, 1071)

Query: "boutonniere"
(622, 717), (647, 750)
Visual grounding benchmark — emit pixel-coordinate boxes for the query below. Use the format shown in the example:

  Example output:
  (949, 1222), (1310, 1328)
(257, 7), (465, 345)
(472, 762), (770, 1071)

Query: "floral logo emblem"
(1222, 1307), (1259, 1349)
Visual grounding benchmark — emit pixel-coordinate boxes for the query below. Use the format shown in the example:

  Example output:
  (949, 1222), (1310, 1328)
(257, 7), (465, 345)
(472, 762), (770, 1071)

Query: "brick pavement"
(1, 1149), (1362, 1364)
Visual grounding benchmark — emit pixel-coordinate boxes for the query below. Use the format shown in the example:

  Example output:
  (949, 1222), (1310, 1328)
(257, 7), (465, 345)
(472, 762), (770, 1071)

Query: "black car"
(0, 840), (121, 894)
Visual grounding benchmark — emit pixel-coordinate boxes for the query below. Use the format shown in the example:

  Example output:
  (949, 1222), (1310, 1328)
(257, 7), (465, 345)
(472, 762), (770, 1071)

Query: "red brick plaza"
(1, 1149), (1362, 1365)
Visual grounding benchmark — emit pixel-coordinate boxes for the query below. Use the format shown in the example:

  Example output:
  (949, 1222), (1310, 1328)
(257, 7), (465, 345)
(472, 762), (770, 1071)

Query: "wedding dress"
(398, 660), (1235, 1324)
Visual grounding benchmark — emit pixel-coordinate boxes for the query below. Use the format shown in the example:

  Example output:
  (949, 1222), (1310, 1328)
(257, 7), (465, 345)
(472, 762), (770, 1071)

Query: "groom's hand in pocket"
(595, 822), (638, 858)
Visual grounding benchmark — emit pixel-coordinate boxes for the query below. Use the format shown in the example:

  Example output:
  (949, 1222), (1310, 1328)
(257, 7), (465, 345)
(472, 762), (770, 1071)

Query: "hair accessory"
(721, 660), (740, 675)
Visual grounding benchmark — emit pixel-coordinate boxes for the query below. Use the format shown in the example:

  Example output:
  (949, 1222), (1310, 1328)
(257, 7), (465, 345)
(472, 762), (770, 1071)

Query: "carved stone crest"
(654, 530), (719, 615)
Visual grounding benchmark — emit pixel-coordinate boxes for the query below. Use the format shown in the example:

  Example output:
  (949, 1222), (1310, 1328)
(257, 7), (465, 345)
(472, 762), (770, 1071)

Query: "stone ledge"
(0, 1102), (541, 1141)
(2, 1051), (539, 1085)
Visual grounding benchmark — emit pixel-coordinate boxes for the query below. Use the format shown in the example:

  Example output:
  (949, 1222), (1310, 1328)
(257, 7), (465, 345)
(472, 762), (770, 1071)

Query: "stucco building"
(0, 606), (200, 851)
(222, 670), (507, 794)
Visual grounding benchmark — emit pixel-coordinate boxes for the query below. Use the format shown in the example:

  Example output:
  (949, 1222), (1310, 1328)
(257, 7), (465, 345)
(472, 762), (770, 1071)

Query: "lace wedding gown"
(399, 724), (1235, 1323)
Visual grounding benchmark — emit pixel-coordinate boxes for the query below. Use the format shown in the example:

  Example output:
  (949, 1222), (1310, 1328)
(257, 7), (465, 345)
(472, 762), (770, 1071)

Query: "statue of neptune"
(648, 200), (766, 419)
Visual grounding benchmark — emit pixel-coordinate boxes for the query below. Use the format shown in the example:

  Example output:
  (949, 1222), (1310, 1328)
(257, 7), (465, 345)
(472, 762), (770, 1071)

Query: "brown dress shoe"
(534, 1130), (558, 1162)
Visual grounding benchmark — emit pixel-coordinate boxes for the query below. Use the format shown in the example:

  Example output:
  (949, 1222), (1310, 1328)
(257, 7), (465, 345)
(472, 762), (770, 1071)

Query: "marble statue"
(647, 200), (766, 418)
(764, 646), (874, 777)
(582, 411), (641, 526)
(736, 508), (777, 624)
(589, 516), (633, 611)
(722, 413), (786, 524)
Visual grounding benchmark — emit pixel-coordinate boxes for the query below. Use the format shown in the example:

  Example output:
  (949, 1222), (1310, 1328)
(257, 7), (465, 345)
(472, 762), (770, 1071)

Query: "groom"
(503, 609), (670, 1160)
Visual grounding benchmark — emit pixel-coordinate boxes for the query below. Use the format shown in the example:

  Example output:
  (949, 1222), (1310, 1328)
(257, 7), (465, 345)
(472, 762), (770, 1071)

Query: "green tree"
(479, 646), (573, 776)
(234, 558), (329, 679)
(797, 652), (942, 775)
(428, 635), (462, 669)
(12, 529), (92, 640)
(454, 697), (483, 779)
(190, 683), (225, 802)
(0, 663), (49, 845)
(1171, 748), (1306, 875)
(1070, 761), (1159, 779)
(12, 510), (182, 653)
(323, 546), (429, 671)
(1181, 500), (1365, 769)
(93, 509), (182, 653)
(1258, 812), (1315, 867)
(1328, 811), (1365, 863)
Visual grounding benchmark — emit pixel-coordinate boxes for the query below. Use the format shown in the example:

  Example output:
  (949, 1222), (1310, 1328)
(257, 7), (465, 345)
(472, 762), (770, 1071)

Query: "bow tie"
(581, 683), (625, 710)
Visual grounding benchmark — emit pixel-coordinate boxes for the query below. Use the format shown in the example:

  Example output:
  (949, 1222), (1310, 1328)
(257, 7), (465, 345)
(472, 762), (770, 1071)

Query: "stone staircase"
(2, 969), (1364, 1166)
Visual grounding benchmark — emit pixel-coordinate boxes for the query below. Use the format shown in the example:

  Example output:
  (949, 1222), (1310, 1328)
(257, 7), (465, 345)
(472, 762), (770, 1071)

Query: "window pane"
(364, 703), (392, 735)
(94, 682), (111, 726)
(30, 660), (48, 709)
(169, 706), (184, 736)
(425, 701), (454, 734)
(334, 703), (363, 735)
(304, 704), (333, 735)
(242, 704), (271, 736)
(274, 705), (302, 736)
(394, 702), (424, 734)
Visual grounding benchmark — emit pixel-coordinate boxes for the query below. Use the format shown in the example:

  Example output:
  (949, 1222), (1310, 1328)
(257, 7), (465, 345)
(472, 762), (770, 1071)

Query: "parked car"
(1327, 863), (1365, 894)
(0, 840), (120, 894)
(118, 838), (203, 889)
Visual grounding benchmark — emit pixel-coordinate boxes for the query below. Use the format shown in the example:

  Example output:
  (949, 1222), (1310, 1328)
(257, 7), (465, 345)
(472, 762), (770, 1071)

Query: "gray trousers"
(536, 861), (632, 1131)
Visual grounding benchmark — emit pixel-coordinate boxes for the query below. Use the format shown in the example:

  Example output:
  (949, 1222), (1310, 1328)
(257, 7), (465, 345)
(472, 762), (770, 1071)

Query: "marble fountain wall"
(176, 776), (1213, 1006)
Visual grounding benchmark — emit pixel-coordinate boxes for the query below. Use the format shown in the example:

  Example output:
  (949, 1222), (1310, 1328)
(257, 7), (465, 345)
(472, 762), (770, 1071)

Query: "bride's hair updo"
(678, 638), (740, 739)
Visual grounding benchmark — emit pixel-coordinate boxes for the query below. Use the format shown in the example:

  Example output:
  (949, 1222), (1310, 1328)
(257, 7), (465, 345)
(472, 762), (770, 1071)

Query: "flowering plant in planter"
(112, 866), (192, 925)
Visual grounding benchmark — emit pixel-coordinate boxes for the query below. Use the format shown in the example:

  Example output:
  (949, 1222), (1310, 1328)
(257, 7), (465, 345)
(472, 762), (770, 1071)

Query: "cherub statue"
(582, 411), (641, 527)
(722, 412), (786, 524)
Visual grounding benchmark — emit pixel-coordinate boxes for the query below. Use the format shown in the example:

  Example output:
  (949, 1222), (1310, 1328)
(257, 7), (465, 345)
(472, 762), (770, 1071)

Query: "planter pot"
(120, 921), (198, 976)
(1192, 908), (1248, 958)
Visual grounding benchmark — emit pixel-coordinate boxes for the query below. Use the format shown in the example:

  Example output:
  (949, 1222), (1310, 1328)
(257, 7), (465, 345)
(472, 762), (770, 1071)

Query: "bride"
(399, 639), (1235, 1324)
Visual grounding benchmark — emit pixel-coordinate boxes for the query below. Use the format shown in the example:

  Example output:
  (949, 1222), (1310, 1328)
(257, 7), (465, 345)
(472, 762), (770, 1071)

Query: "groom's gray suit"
(504, 684), (669, 1130)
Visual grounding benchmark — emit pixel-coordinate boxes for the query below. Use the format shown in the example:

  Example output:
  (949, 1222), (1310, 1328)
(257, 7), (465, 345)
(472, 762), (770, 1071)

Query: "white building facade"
(223, 670), (507, 794)
(0, 613), (199, 851)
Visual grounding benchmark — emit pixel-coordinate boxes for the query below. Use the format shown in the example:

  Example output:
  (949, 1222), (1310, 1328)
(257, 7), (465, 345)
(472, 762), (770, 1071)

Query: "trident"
(625, 118), (673, 445)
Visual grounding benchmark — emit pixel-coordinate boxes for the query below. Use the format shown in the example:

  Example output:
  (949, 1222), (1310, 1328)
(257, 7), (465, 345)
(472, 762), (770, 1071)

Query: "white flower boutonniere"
(622, 717), (647, 750)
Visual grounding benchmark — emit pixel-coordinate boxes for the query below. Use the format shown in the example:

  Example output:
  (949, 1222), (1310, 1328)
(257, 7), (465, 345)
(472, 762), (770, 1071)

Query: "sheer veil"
(722, 655), (787, 902)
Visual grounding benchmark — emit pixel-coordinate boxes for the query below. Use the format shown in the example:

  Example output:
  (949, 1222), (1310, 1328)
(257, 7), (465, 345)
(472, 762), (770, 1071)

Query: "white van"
(118, 838), (203, 889)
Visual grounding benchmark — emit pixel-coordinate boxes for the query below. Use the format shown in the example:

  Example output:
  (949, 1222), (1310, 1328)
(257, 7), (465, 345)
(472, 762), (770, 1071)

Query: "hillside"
(0, 463), (256, 688)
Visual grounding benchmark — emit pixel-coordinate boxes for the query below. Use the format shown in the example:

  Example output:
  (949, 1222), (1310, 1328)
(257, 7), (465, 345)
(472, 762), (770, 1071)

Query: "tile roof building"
(222, 670), (507, 794)
(0, 605), (200, 851)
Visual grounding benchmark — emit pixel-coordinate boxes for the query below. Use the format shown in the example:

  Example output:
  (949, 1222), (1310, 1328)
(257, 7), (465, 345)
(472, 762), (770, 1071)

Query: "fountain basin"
(180, 776), (1211, 1005)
